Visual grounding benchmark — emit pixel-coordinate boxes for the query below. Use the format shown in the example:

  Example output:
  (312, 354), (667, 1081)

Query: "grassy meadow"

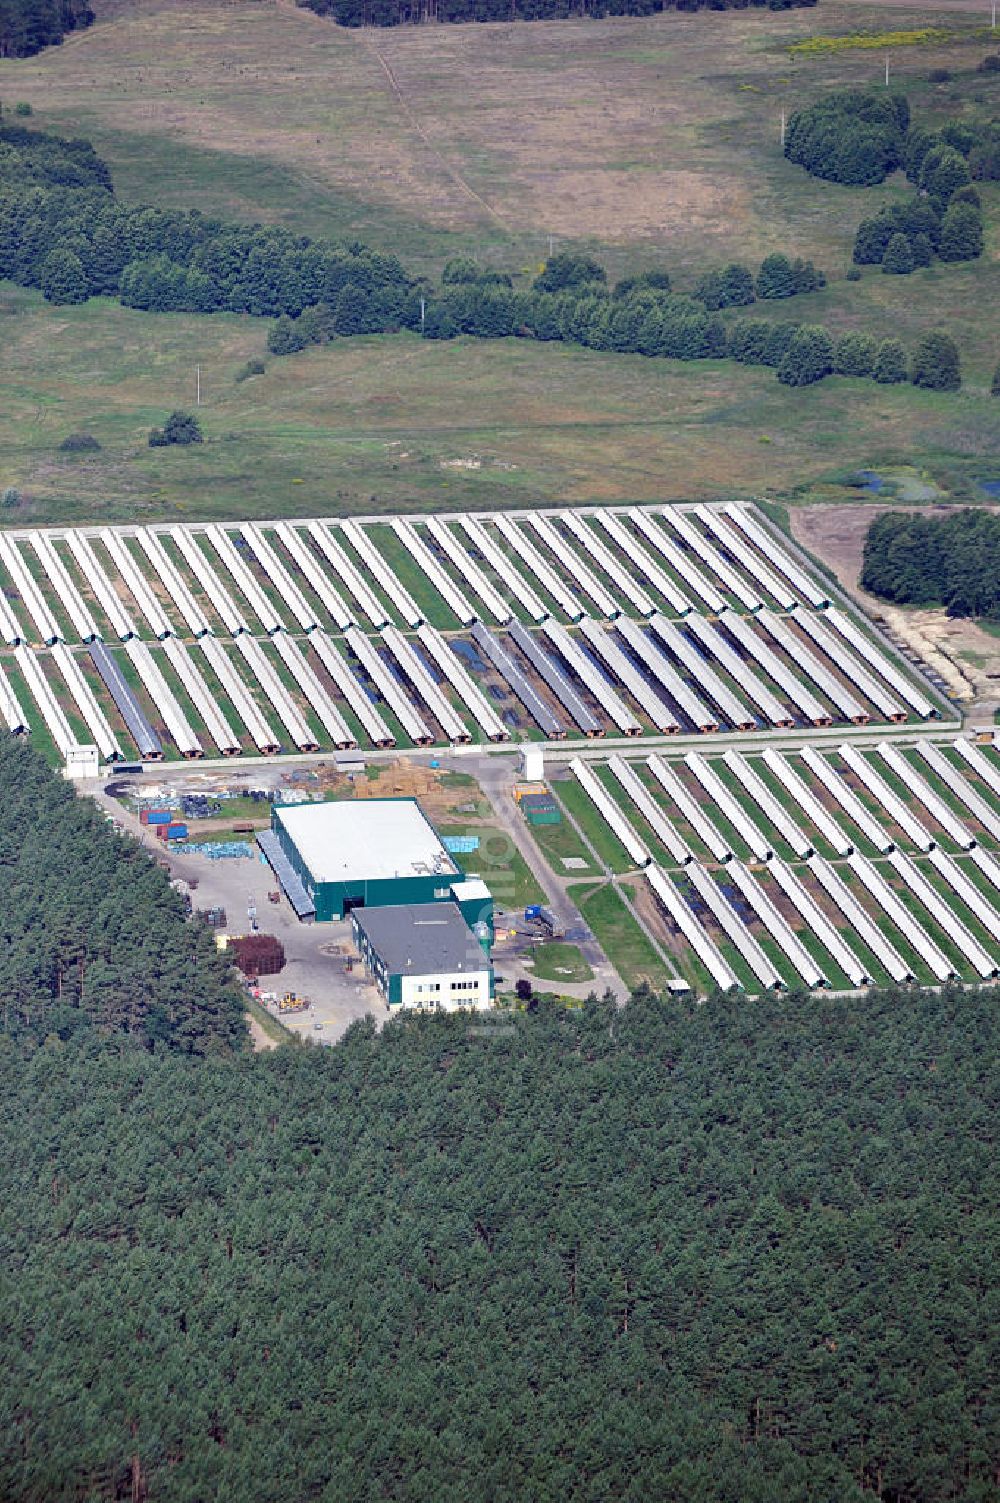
(0, 0), (996, 520)
(2, 285), (997, 525)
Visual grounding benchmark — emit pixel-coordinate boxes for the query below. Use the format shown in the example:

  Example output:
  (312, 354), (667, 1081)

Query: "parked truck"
(524, 904), (564, 939)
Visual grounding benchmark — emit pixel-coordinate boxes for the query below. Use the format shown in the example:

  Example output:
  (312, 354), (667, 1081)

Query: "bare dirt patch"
(248, 1014), (279, 1052)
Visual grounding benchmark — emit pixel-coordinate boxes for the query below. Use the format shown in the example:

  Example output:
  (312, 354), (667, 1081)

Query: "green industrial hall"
(262, 798), (494, 936)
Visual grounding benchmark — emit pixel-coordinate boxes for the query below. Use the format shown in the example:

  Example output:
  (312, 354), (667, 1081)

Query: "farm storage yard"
(555, 740), (1000, 996)
(0, 502), (952, 764)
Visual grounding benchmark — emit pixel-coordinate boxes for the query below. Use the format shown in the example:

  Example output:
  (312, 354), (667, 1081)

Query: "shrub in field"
(1, 486), (22, 509)
(937, 201), (984, 262)
(853, 213), (899, 266)
(613, 269), (671, 299)
(910, 233), (934, 268)
(694, 263), (755, 311)
(833, 332), (877, 378)
(149, 411), (203, 447)
(776, 324), (834, 386)
(235, 359), (265, 383)
(762, 322), (800, 368)
(756, 253), (825, 300)
(919, 143), (971, 206)
(534, 253), (606, 295)
(728, 318), (772, 365)
(39, 247), (88, 304)
(58, 432), (100, 452)
(910, 332), (961, 391)
(873, 340), (908, 384)
(992, 362), (1000, 397)
(882, 234), (914, 275)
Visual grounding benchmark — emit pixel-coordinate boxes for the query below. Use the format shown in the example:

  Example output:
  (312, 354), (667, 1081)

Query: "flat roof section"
(274, 798), (458, 886)
(450, 878), (491, 903)
(356, 902), (487, 976)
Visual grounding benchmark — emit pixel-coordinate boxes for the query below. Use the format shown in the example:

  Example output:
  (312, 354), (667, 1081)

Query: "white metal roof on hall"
(274, 799), (458, 886)
(1, 505), (955, 765)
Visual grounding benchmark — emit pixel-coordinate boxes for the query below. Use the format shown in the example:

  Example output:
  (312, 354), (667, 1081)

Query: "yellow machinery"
(278, 991), (309, 1014)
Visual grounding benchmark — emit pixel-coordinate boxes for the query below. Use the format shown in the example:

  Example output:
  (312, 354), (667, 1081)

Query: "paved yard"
(89, 779), (385, 1044)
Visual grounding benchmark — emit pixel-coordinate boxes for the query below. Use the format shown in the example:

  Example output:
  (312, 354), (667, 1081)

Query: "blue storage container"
(167, 822), (188, 839)
(147, 810), (171, 826)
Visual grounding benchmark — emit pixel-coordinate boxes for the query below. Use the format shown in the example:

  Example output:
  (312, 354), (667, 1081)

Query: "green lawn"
(437, 822), (545, 909)
(553, 777), (636, 874)
(525, 941), (594, 985)
(569, 881), (672, 993)
(527, 814), (596, 875)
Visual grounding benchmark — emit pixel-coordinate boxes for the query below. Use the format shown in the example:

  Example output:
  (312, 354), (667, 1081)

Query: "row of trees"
(0, 126), (411, 318)
(730, 321), (961, 390)
(693, 253), (825, 309)
(0, 0), (91, 57)
(861, 507), (1000, 617)
(298, 0), (815, 28)
(270, 255), (963, 390)
(1, 127), (971, 396)
(0, 734), (247, 1053)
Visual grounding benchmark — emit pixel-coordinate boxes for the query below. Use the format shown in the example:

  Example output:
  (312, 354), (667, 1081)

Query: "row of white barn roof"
(0, 505), (927, 650)
(0, 507), (938, 757)
(0, 598), (938, 762)
(568, 745), (1000, 991)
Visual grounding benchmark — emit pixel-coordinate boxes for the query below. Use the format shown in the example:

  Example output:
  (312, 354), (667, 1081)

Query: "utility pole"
(780, 109), (786, 149)
(420, 297), (426, 334)
(548, 234), (555, 258)
(993, 0), (997, 29)
(885, 55), (890, 87)
(196, 365), (201, 407)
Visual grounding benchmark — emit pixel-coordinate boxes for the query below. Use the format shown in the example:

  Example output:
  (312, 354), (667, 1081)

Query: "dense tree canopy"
(0, 735), (247, 1053)
(0, 0), (92, 57)
(784, 90), (909, 186)
(1, 980), (997, 1502)
(0, 125), (413, 320)
(297, 0), (815, 26)
(0, 735), (997, 1501)
(861, 507), (1000, 617)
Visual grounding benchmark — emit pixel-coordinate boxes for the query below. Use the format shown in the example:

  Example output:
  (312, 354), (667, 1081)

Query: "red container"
(156, 826), (168, 841)
(139, 809), (150, 826)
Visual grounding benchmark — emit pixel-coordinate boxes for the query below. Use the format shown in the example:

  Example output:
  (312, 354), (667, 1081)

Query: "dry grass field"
(6, 0), (998, 276)
(0, 0), (996, 518)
